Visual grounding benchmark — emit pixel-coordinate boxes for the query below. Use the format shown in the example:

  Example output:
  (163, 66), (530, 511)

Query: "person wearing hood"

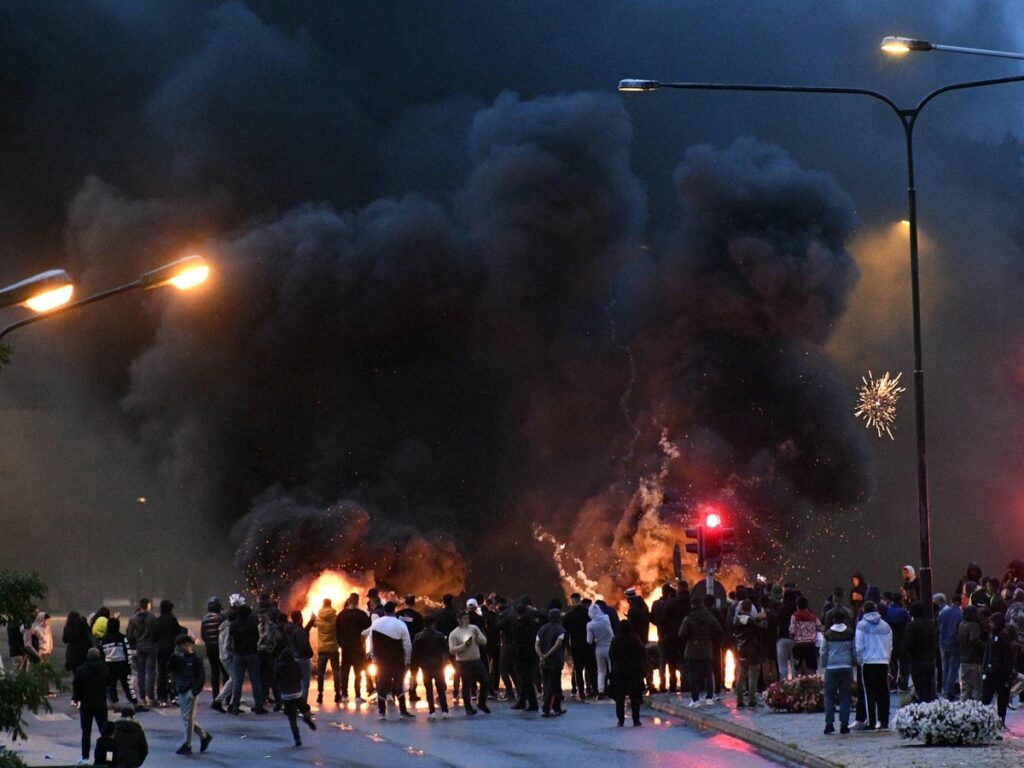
(127, 598), (157, 709)
(901, 600), (936, 702)
(609, 622), (646, 727)
(101, 618), (140, 709)
(850, 573), (867, 616)
(934, 593), (962, 700)
(335, 593), (371, 704)
(732, 599), (764, 708)
(563, 593), (593, 700)
(110, 707), (148, 768)
(678, 596), (723, 707)
(212, 606), (236, 713)
(596, 599), (620, 633)
(509, 604), (540, 711)
(820, 608), (855, 735)
(958, 605), (984, 701)
(789, 596), (823, 675)
(229, 600), (265, 715)
(885, 594), (912, 692)
(586, 602), (614, 698)
(956, 563), (984, 607)
(535, 608), (567, 717)
(74, 647), (111, 765)
(153, 599), (182, 707)
(624, 588), (651, 643)
(775, 588), (798, 681)
(277, 647), (317, 746)
(901, 565), (920, 603)
(168, 635), (213, 755)
(311, 598), (341, 706)
(200, 597), (226, 706)
(854, 601), (892, 730)
(64, 611), (93, 675)
(412, 614), (450, 719)
(90, 608), (111, 643)
(982, 612), (1013, 726)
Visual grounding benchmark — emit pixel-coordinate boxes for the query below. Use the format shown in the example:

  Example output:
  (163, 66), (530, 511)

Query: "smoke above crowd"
(3, 2), (1024, 605)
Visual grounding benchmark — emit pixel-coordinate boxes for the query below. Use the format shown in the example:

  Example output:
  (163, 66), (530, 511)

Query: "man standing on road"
(536, 608), (566, 717)
(563, 594), (592, 700)
(509, 604), (540, 711)
(854, 601), (892, 731)
(128, 599), (157, 709)
(935, 593), (962, 700)
(314, 598), (341, 705)
(367, 601), (414, 720)
(169, 635), (213, 755)
(229, 598), (265, 715)
(449, 610), (491, 715)
(678, 596), (722, 708)
(73, 647), (110, 766)
(336, 594), (371, 703)
(200, 597), (225, 706)
(397, 595), (424, 703)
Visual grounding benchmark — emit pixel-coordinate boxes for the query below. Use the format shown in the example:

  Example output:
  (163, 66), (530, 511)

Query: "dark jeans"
(207, 645), (225, 700)
(910, 659), (937, 702)
(614, 687), (642, 724)
(824, 667), (852, 727)
(231, 652), (263, 710)
(317, 650), (340, 697)
(156, 649), (173, 701)
(135, 647), (157, 702)
(541, 667), (562, 713)
(793, 643), (818, 674)
(499, 642), (518, 698)
(983, 674), (1011, 723)
(339, 645), (364, 698)
(80, 704), (107, 759)
(570, 645), (590, 697)
(458, 658), (489, 711)
(514, 661), (538, 709)
(862, 663), (890, 727)
(284, 700), (301, 742)
(258, 651), (278, 706)
(421, 665), (448, 713)
(107, 661), (137, 704)
(940, 647), (960, 700)
(686, 659), (714, 702)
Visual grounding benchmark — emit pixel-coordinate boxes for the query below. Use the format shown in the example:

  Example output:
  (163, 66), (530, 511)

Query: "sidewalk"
(648, 692), (1024, 768)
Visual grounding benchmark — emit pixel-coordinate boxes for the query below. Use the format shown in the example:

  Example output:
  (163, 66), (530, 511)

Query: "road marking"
(33, 713), (71, 722)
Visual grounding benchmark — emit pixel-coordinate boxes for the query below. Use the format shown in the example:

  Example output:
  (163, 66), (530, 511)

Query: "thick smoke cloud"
(3, 1), (1024, 607)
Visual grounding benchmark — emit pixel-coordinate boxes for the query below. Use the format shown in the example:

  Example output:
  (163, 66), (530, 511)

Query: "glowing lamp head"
(705, 512), (722, 528)
(24, 283), (74, 312)
(0, 269), (75, 312)
(881, 36), (932, 55)
(617, 79), (662, 93)
(140, 254), (210, 290)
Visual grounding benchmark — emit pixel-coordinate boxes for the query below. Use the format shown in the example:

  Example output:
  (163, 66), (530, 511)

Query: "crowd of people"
(5, 558), (1024, 762)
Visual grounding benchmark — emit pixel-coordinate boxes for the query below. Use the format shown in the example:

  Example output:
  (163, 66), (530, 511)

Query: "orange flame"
(724, 649), (736, 690)
(294, 569), (373, 620)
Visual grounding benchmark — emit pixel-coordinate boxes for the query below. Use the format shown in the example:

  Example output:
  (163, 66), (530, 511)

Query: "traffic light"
(721, 525), (736, 557)
(703, 515), (722, 561)
(684, 525), (703, 567)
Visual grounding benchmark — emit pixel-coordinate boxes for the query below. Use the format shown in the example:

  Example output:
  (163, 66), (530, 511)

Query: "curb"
(647, 698), (842, 768)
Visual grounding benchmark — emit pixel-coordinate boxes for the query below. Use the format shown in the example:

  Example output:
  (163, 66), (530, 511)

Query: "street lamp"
(881, 36), (1024, 61)
(0, 254), (209, 343)
(0, 270), (75, 312)
(618, 68), (1024, 605)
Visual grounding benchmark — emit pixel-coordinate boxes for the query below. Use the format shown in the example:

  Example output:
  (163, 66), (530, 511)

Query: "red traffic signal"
(704, 512), (722, 528)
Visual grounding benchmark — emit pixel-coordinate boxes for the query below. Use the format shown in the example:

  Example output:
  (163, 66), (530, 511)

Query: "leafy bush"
(895, 699), (1001, 746)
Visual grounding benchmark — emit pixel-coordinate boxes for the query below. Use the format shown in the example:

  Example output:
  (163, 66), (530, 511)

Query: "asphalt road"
(4, 693), (782, 767)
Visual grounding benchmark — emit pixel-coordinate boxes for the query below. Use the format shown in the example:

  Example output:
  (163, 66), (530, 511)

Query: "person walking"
(256, 609), (282, 711)
(678, 595), (723, 708)
(153, 600), (182, 707)
(448, 610), (490, 715)
(277, 648), (316, 746)
(229, 598), (265, 715)
(313, 598), (341, 705)
(412, 615), (450, 719)
(609, 622), (646, 727)
(169, 635), (213, 755)
(73, 648), (110, 766)
(789, 596), (823, 676)
(935, 593), (963, 700)
(958, 605), (984, 701)
(64, 611), (93, 676)
(820, 608), (855, 735)
(586, 602), (614, 698)
(902, 600), (937, 703)
(732, 600), (762, 708)
(367, 602), (414, 720)
(982, 612), (1014, 727)
(212, 605), (236, 713)
(285, 610), (314, 709)
(509, 604), (540, 711)
(200, 598), (226, 706)
(100, 618), (141, 709)
(128, 599), (157, 709)
(854, 601), (892, 731)
(535, 608), (566, 717)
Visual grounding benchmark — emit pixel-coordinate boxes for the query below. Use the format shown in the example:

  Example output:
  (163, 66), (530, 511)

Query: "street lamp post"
(618, 71), (1024, 604)
(0, 270), (75, 312)
(0, 255), (209, 343)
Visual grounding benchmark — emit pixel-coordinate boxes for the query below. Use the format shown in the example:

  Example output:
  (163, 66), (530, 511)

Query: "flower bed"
(894, 699), (1001, 746)
(765, 675), (825, 712)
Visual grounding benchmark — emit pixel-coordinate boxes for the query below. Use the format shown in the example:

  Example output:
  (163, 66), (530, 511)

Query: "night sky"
(2, 2), (1023, 609)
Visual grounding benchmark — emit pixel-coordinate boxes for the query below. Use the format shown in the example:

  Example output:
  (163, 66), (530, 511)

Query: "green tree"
(0, 571), (62, 743)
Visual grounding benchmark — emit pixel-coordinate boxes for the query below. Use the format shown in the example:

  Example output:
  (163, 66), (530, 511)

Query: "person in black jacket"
(434, 595), (459, 638)
(335, 594), (371, 703)
(982, 612), (1013, 726)
(73, 648), (110, 764)
(902, 600), (937, 703)
(63, 611), (92, 675)
(412, 615), (450, 719)
(153, 599), (182, 706)
(563, 594), (593, 700)
(111, 708), (148, 768)
(200, 597), (225, 705)
(495, 600), (520, 701)
(100, 618), (140, 709)
(169, 635), (212, 755)
(229, 603), (265, 714)
(398, 595), (424, 702)
(285, 610), (315, 709)
(609, 622), (646, 727)
(509, 604), (540, 711)
(277, 648), (316, 746)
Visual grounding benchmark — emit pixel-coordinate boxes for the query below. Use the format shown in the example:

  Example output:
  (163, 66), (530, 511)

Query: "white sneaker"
(77, 760), (89, 766)
(341, 696), (349, 704)
(442, 712), (452, 720)
(427, 712), (436, 721)
(378, 714), (386, 721)
(687, 701), (701, 709)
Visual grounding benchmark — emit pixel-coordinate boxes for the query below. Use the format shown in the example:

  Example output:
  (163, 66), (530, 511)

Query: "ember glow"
(294, 569), (373, 621)
(855, 370), (905, 439)
(724, 649), (736, 690)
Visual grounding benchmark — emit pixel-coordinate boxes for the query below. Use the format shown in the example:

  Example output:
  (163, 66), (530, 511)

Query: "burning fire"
(724, 649), (735, 690)
(294, 569), (373, 622)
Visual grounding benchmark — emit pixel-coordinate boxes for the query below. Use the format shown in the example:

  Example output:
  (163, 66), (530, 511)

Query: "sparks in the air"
(855, 370), (906, 440)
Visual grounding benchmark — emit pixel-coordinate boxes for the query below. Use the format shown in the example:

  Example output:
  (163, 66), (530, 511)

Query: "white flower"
(894, 700), (1001, 746)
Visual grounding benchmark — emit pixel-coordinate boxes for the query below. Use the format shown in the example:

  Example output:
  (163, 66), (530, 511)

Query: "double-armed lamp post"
(620, 36), (1024, 603)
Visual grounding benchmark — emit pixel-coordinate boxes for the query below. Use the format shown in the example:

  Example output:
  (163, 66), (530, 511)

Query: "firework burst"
(855, 370), (905, 439)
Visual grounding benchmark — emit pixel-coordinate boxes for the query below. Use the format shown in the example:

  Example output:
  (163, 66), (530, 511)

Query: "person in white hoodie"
(586, 603), (614, 697)
(854, 601), (892, 731)
(367, 602), (414, 720)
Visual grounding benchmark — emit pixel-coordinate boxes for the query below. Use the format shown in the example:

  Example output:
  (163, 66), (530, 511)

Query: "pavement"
(2, 690), (786, 768)
(648, 691), (1024, 768)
